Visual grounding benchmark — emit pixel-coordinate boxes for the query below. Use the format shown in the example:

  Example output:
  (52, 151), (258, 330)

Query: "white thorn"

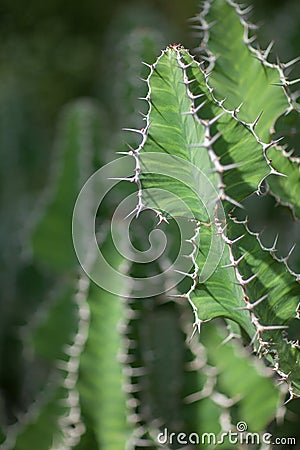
(141, 61), (152, 68)
(283, 56), (300, 69)
(108, 177), (134, 182)
(241, 273), (257, 285)
(222, 194), (244, 209)
(194, 100), (208, 113)
(122, 127), (145, 134)
(208, 111), (226, 126)
(264, 41), (274, 59)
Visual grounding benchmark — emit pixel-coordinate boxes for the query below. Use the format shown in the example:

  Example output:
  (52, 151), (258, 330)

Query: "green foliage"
(195, 0), (289, 139)
(32, 99), (104, 271)
(1, 1), (300, 450)
(194, 0), (300, 220)
(201, 322), (280, 432)
(128, 2), (300, 400)
(77, 234), (130, 450)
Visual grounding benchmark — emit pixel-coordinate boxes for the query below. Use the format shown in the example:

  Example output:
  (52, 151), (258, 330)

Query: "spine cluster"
(189, 0), (300, 399)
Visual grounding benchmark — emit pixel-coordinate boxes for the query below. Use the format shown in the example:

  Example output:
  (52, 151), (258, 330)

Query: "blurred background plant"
(0, 1), (299, 449)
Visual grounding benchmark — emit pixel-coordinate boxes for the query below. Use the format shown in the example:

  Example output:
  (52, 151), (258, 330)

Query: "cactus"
(76, 232), (131, 450)
(1, 1), (300, 449)
(124, 1), (300, 400)
(31, 99), (105, 271)
(192, 0), (300, 219)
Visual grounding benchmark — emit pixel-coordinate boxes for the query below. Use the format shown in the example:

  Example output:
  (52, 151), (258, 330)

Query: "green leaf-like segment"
(226, 217), (300, 396)
(267, 149), (300, 219)
(193, 0), (300, 219)
(32, 99), (103, 271)
(193, 0), (291, 140)
(128, 45), (269, 325)
(77, 232), (130, 450)
(135, 45), (272, 216)
(1, 281), (85, 450)
(201, 322), (281, 432)
(127, 44), (300, 398)
(8, 96), (132, 449)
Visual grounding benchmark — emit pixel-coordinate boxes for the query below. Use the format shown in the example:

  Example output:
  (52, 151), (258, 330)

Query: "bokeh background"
(0, 0), (300, 448)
